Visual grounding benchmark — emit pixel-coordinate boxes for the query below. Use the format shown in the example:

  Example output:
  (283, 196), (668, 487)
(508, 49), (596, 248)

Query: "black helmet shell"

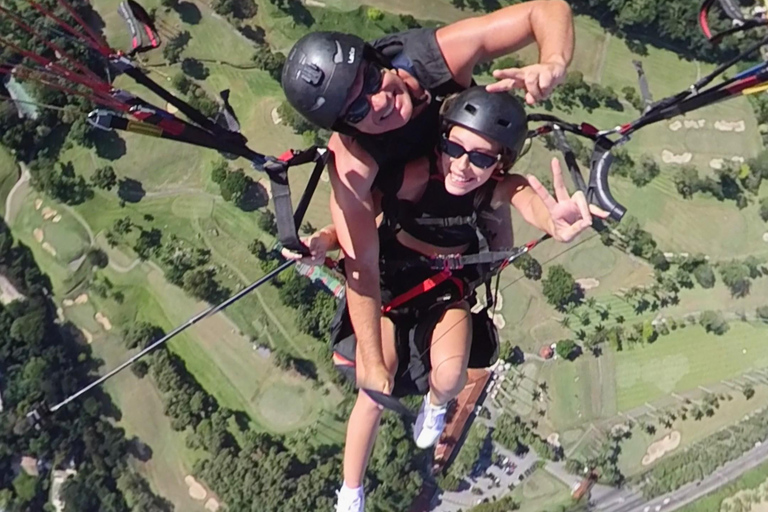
(281, 32), (365, 129)
(441, 87), (528, 162)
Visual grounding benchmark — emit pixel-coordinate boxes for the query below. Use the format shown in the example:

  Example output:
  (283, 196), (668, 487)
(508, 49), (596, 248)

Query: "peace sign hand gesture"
(527, 158), (609, 243)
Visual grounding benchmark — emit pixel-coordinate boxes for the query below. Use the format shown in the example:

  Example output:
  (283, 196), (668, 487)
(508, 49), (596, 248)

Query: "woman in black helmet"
(284, 87), (607, 512)
(281, 0), (576, 407)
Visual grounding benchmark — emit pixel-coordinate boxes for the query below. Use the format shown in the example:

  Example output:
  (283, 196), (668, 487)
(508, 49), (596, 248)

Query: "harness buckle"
(433, 255), (463, 271)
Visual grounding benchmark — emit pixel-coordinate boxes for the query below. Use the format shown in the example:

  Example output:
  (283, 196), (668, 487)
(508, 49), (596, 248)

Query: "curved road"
(594, 440), (768, 512)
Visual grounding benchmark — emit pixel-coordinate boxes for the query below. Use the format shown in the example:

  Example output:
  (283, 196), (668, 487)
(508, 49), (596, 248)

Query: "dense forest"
(0, 215), (170, 511)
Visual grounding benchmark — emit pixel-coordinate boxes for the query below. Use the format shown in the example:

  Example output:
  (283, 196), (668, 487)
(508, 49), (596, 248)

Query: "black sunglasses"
(342, 62), (384, 124)
(439, 137), (501, 169)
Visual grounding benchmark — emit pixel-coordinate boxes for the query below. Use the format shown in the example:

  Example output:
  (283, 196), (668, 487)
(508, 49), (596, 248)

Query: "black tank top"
(384, 157), (496, 248)
(355, 29), (467, 196)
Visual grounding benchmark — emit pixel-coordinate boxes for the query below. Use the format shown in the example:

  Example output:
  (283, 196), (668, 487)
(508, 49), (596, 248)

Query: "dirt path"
(5, 164), (29, 223)
(595, 33), (612, 84)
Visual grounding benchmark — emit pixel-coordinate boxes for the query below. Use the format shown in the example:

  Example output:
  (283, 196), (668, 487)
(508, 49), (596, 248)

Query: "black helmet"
(281, 31), (367, 130)
(441, 87), (528, 163)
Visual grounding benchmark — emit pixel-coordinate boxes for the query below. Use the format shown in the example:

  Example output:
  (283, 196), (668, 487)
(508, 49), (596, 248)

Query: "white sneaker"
(413, 393), (448, 449)
(335, 484), (364, 512)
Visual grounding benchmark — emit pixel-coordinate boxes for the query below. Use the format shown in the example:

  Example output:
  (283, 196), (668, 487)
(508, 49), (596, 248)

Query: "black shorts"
(330, 241), (499, 397)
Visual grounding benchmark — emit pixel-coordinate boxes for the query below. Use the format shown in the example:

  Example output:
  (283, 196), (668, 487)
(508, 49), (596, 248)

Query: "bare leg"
(342, 315), (398, 488)
(428, 302), (472, 406)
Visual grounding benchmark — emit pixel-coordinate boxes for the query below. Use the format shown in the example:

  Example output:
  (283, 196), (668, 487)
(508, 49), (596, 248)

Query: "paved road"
(595, 440), (768, 512)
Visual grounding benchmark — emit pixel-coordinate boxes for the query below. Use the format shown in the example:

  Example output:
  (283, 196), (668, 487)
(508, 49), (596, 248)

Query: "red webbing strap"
(382, 268), (452, 313)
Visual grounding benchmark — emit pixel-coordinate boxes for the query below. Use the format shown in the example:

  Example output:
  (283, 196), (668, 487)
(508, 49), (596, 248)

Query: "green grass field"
(615, 322), (768, 411)
(0, 147), (18, 215)
(513, 469), (573, 512)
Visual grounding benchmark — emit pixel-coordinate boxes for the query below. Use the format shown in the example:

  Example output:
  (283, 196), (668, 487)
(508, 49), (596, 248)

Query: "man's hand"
(280, 228), (336, 266)
(486, 61), (567, 104)
(527, 158), (609, 242)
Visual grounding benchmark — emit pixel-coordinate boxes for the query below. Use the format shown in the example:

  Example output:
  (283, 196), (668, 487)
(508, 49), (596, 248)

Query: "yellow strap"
(126, 120), (163, 137)
(742, 83), (768, 96)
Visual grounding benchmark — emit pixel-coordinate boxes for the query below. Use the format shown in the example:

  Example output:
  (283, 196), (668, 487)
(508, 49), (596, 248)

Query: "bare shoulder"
(327, 133), (379, 192)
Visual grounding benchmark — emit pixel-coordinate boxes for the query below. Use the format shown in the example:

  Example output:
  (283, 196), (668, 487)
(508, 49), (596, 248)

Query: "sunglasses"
(342, 62), (384, 124)
(439, 137), (501, 169)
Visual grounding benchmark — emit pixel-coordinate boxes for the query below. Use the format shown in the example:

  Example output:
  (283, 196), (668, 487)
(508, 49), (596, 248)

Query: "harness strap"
(263, 147), (327, 255)
(382, 268), (453, 313)
(412, 214), (477, 227)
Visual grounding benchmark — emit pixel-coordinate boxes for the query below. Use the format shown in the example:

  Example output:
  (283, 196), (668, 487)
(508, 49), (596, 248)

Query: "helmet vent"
(463, 104), (477, 115)
(497, 119), (512, 128)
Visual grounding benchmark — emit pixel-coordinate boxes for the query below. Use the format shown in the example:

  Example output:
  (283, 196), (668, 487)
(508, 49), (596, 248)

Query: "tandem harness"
(328, 201), (551, 397)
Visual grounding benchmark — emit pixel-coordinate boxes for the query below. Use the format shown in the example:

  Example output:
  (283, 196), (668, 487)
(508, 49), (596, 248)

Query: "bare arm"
(327, 134), (392, 393)
(436, 0), (574, 87)
(503, 173), (556, 235)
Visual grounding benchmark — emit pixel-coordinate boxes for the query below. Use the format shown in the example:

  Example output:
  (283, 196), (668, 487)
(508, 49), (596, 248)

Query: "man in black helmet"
(281, 0), (574, 397)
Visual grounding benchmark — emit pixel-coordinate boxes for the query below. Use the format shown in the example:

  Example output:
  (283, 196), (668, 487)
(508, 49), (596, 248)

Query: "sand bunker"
(763, 233), (768, 243)
(42, 242), (57, 256)
(710, 156), (746, 170)
(305, 0), (326, 5)
(205, 498), (220, 511)
(321, 172), (329, 183)
(74, 293), (89, 305)
(683, 119), (705, 129)
(493, 313), (506, 329)
(33, 228), (44, 243)
(494, 293), (504, 312)
(669, 121), (682, 131)
(271, 107), (282, 125)
(52, 214), (62, 223)
(185, 475), (207, 501)
(166, 103), (179, 114)
(62, 299), (74, 307)
(41, 207), (57, 220)
(547, 433), (561, 447)
(642, 430), (681, 466)
(715, 120), (746, 132)
(576, 278), (600, 291)
(662, 150), (692, 164)
(34, 199), (43, 210)
(95, 312), (112, 331)
(0, 275), (25, 305)
(81, 328), (93, 344)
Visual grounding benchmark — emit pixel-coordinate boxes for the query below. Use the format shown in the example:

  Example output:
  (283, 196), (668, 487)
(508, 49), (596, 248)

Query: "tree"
(719, 260), (751, 298)
(181, 58), (209, 80)
(743, 384), (755, 400)
(214, 0), (257, 18)
(171, 73), (192, 95)
(211, 160), (228, 184)
(699, 310), (729, 335)
(163, 31), (190, 64)
(555, 339), (578, 360)
(134, 228), (163, 260)
(131, 360), (149, 378)
(512, 252), (542, 280)
(366, 7), (384, 20)
(113, 216), (133, 235)
(219, 169), (250, 204)
(183, 268), (220, 302)
(761, 198), (768, 222)
(258, 209), (278, 236)
(273, 347), (294, 370)
(91, 165), (117, 190)
(249, 239), (267, 260)
(673, 166), (701, 199)
(693, 263), (716, 289)
(541, 265), (576, 310)
(649, 250), (669, 271)
(123, 322), (164, 349)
